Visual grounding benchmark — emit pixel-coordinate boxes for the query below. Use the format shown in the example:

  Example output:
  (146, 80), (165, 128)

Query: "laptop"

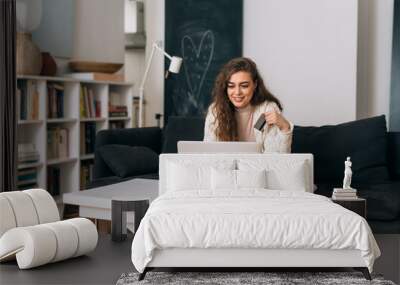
(177, 141), (262, 154)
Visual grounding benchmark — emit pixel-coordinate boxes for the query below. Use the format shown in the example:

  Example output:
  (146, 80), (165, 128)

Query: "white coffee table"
(62, 178), (159, 221)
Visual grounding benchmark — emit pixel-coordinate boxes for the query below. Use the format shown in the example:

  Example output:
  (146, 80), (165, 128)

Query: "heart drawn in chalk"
(181, 30), (215, 102)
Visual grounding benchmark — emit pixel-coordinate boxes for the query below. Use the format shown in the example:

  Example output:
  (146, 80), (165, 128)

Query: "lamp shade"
(16, 0), (42, 32)
(168, 56), (182, 74)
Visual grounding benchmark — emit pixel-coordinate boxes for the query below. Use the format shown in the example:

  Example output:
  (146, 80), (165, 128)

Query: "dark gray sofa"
(92, 115), (400, 234)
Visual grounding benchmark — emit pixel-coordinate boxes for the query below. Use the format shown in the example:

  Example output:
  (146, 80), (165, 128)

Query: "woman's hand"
(264, 111), (291, 132)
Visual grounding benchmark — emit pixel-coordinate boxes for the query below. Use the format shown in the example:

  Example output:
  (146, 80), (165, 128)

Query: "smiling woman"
(204, 57), (293, 153)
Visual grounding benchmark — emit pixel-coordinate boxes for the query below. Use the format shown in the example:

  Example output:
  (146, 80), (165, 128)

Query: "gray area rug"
(116, 272), (396, 285)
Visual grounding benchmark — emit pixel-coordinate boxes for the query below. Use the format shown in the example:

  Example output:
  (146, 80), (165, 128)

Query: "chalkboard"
(390, 0), (400, 131)
(164, 0), (243, 123)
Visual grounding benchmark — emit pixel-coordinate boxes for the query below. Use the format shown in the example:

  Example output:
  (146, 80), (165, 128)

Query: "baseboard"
(373, 234), (400, 284)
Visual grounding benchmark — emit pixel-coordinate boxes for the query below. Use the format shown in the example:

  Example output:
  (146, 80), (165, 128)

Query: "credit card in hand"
(254, 114), (266, 131)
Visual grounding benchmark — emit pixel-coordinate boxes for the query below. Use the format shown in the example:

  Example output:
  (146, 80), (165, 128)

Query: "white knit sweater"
(203, 101), (294, 153)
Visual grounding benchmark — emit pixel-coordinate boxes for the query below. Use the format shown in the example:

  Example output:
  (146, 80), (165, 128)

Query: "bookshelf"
(16, 75), (134, 203)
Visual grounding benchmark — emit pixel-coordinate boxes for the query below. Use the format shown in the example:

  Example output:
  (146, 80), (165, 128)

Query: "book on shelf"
(109, 111), (128, 117)
(47, 127), (69, 160)
(64, 72), (124, 82)
(332, 195), (359, 200)
(132, 96), (142, 128)
(80, 122), (96, 155)
(18, 143), (39, 163)
(80, 85), (101, 118)
(109, 103), (128, 117)
(17, 80), (39, 121)
(47, 83), (64, 118)
(109, 121), (125, 129)
(333, 188), (357, 193)
(332, 187), (358, 200)
(17, 167), (38, 190)
(80, 161), (94, 190)
(47, 167), (60, 196)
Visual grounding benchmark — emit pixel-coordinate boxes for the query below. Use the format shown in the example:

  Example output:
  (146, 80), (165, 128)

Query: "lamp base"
(16, 32), (42, 75)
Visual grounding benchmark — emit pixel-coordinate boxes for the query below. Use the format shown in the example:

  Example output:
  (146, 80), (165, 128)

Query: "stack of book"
(18, 143), (40, 164)
(133, 96), (140, 127)
(332, 188), (358, 200)
(80, 122), (96, 155)
(109, 104), (128, 117)
(47, 127), (69, 160)
(17, 80), (39, 120)
(47, 83), (64, 118)
(47, 167), (60, 196)
(17, 167), (38, 190)
(80, 85), (101, 118)
(80, 161), (94, 190)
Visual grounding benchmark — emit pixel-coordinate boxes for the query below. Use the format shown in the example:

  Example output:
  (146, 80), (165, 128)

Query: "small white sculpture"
(342, 157), (353, 189)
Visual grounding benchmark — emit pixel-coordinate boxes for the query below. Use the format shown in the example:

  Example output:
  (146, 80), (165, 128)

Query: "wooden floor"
(0, 234), (134, 285)
(1, 234), (398, 284)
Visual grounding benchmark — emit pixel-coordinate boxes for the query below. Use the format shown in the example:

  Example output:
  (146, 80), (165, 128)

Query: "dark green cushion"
(293, 115), (389, 184)
(162, 116), (205, 153)
(98, 145), (159, 178)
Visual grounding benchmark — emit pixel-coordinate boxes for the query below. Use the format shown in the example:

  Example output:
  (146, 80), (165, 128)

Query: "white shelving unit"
(16, 75), (134, 203)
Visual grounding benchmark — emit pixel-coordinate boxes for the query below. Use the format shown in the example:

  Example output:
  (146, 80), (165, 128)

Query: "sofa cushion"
(162, 116), (205, 153)
(388, 132), (400, 179)
(87, 173), (159, 189)
(315, 182), (400, 221)
(357, 182), (400, 221)
(292, 115), (389, 185)
(97, 145), (159, 178)
(368, 219), (400, 234)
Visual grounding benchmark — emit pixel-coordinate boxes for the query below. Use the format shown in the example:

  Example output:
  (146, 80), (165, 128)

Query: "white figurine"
(342, 157), (353, 189)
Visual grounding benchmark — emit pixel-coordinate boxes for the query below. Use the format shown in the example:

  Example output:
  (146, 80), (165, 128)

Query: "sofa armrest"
(93, 127), (162, 180)
(388, 132), (400, 179)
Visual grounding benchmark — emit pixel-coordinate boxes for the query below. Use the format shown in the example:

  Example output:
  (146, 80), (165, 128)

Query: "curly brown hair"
(210, 57), (283, 141)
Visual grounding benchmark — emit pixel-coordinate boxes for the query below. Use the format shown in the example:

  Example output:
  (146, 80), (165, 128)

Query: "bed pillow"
(211, 168), (236, 190)
(166, 160), (235, 191)
(236, 169), (267, 189)
(238, 159), (309, 192)
(98, 145), (158, 178)
(265, 161), (308, 191)
(211, 168), (267, 190)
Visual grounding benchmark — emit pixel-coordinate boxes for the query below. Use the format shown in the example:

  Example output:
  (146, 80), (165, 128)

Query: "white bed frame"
(139, 154), (371, 280)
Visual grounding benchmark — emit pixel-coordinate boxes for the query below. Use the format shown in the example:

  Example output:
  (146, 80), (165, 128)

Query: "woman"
(204, 57), (293, 153)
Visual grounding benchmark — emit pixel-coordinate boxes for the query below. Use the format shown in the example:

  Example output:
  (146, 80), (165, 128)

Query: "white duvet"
(131, 190), (380, 273)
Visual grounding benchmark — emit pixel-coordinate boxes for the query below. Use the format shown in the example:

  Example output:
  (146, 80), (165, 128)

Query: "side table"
(331, 197), (366, 218)
(111, 197), (150, 242)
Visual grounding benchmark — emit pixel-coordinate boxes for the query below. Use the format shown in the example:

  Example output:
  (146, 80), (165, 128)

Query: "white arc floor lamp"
(138, 42), (182, 127)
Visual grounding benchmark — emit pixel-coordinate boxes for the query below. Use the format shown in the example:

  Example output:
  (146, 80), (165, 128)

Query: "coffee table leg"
(112, 199), (150, 241)
(112, 200), (124, 242)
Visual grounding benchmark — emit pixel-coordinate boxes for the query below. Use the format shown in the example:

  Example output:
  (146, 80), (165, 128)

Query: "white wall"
(141, 0), (165, 127)
(73, 0), (124, 63)
(357, 0), (394, 122)
(244, 0), (358, 126)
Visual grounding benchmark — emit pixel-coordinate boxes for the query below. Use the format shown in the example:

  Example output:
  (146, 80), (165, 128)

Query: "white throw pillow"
(238, 159), (309, 192)
(236, 169), (267, 189)
(167, 160), (235, 191)
(211, 168), (267, 190)
(265, 161), (308, 191)
(211, 168), (236, 190)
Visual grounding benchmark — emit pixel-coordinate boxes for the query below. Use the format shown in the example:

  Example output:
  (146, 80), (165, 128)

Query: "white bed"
(131, 154), (380, 280)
